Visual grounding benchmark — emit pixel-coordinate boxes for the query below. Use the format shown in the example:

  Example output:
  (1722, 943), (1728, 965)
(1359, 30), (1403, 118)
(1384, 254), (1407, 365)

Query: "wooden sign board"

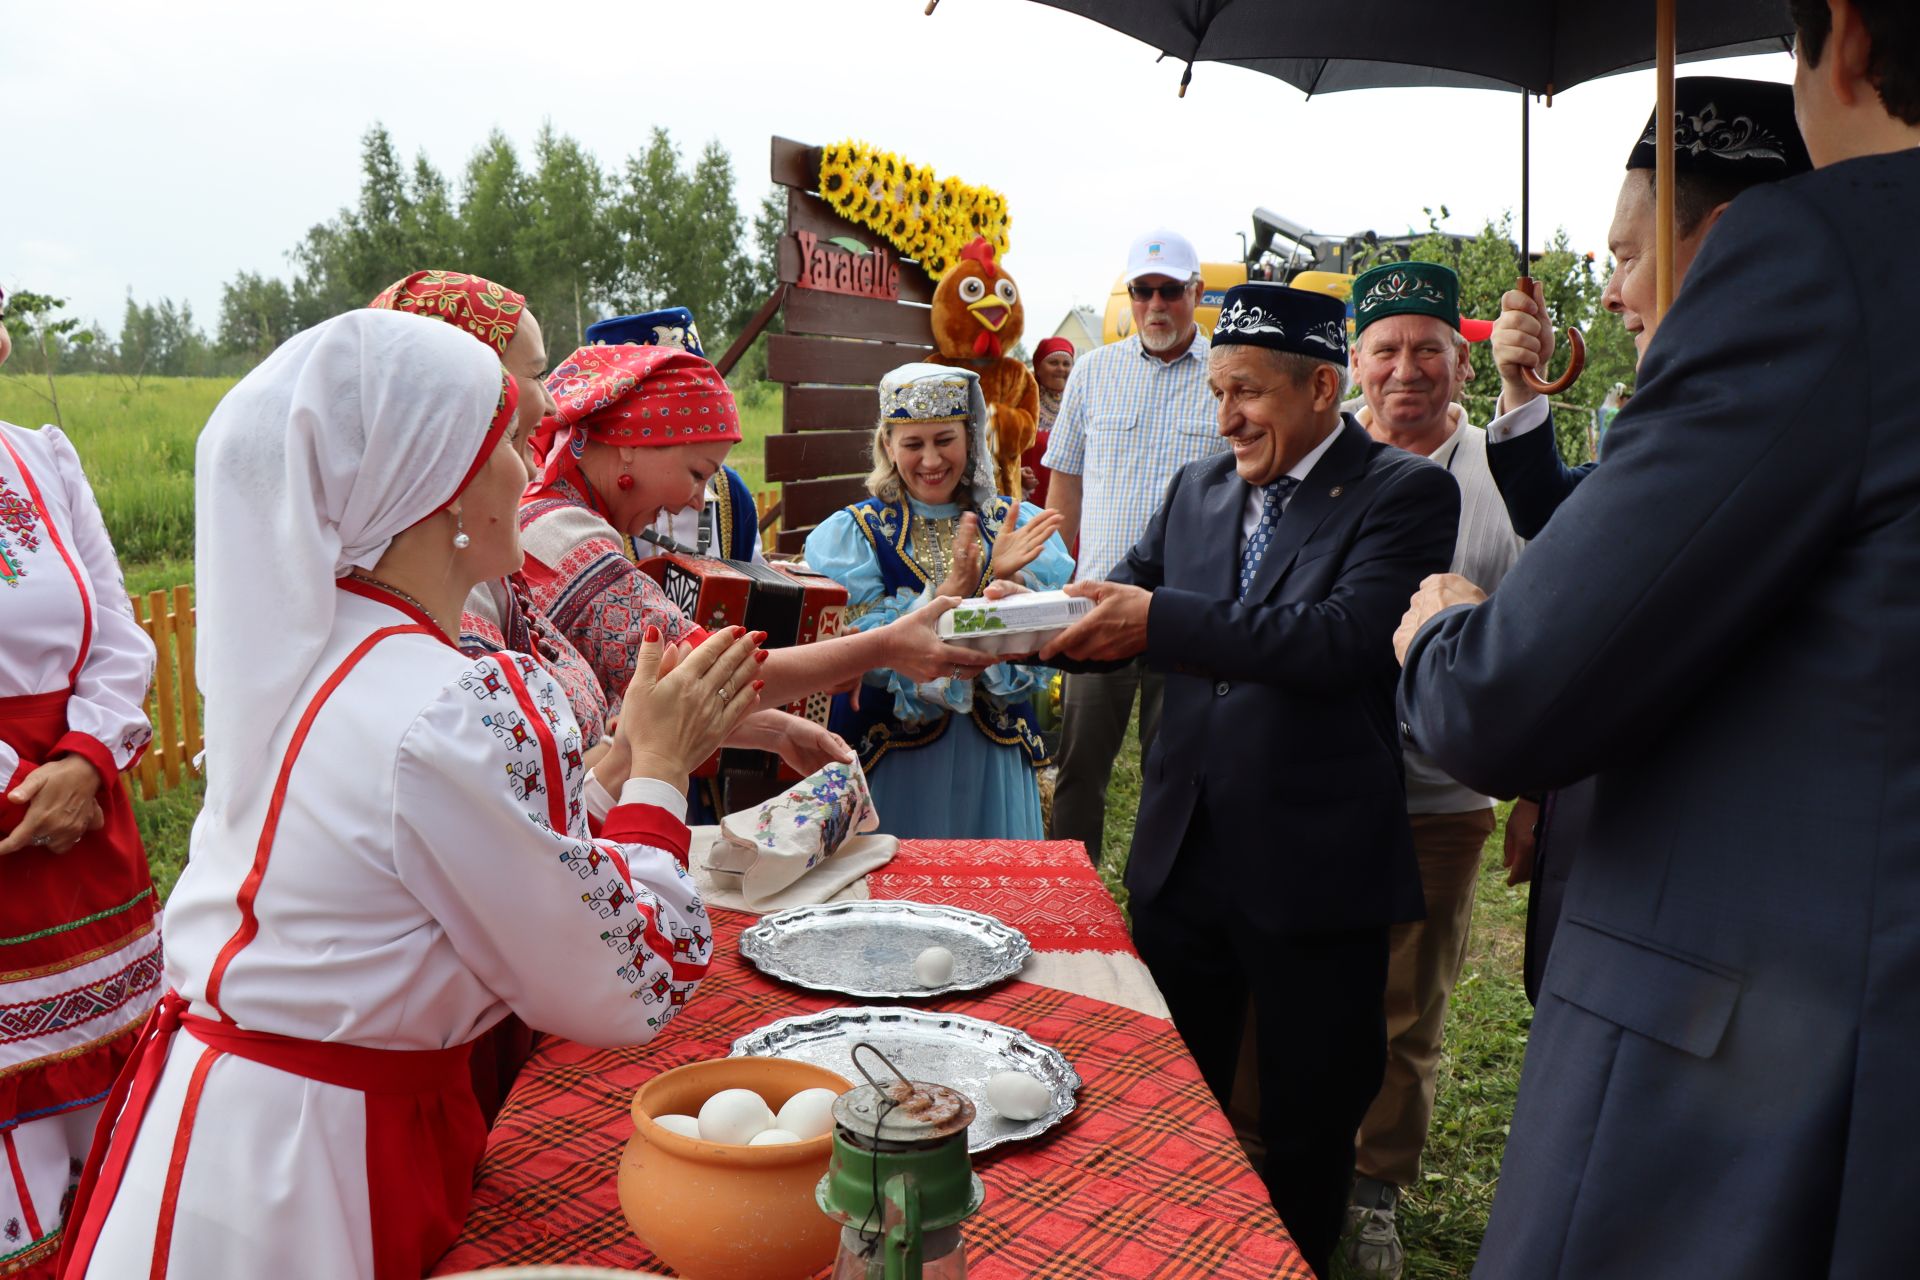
(765, 136), (937, 556)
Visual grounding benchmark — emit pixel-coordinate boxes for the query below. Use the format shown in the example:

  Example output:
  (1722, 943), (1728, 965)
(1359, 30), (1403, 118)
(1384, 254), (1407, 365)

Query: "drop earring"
(616, 473), (635, 491)
(452, 510), (471, 550)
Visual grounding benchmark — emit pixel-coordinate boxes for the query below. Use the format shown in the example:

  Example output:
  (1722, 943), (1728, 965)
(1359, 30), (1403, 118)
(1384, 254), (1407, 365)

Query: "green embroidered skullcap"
(1351, 261), (1460, 337)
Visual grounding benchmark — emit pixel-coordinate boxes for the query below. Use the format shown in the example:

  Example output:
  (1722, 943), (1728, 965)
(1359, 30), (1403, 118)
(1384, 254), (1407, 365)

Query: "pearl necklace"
(348, 571), (446, 632)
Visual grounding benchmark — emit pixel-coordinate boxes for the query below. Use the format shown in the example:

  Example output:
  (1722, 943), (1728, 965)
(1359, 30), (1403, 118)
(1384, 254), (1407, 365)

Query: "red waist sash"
(60, 992), (486, 1279)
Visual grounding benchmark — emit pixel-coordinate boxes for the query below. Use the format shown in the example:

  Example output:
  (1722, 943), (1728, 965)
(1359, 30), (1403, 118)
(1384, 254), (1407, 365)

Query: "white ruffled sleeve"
(391, 654), (712, 1048)
(44, 426), (156, 783)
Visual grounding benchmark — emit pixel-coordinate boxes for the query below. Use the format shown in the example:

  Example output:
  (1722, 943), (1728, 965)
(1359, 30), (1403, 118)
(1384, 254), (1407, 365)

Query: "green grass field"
(9, 373), (1524, 1277)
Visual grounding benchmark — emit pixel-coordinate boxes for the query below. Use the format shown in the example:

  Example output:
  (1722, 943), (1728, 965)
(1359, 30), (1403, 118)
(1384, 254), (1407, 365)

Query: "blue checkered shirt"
(1041, 329), (1225, 582)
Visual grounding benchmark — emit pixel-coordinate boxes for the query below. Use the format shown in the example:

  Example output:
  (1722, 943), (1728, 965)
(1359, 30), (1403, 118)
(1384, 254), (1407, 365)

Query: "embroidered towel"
(701, 760), (896, 912)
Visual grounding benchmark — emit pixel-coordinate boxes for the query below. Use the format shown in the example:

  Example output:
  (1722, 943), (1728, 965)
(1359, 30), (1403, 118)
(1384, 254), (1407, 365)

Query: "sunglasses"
(1128, 281), (1190, 302)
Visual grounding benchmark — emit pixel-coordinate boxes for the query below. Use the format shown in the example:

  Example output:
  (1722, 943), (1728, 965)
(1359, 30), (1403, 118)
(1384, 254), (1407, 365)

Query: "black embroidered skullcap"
(1210, 283), (1349, 364)
(1625, 76), (1812, 178)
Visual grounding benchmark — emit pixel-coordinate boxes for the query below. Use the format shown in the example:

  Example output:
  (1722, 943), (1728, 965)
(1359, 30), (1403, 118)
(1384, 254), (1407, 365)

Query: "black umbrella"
(931, 0), (1795, 391)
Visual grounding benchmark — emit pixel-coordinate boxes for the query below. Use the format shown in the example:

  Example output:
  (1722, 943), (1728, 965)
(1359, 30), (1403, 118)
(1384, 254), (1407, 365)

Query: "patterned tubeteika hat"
(368, 269), (526, 355)
(1625, 76), (1812, 179)
(586, 307), (706, 359)
(1210, 283), (1349, 364)
(1351, 261), (1461, 338)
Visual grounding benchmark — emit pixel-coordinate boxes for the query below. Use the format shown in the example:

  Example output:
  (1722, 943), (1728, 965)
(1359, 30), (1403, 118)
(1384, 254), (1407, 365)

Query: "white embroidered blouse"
(0, 421), (155, 788)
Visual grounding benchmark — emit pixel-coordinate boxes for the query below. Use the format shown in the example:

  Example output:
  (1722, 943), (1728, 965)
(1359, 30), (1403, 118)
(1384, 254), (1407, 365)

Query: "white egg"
(913, 945), (955, 987)
(985, 1071), (1051, 1122)
(748, 1127), (802, 1146)
(697, 1088), (774, 1144)
(775, 1087), (840, 1141)
(653, 1113), (701, 1138)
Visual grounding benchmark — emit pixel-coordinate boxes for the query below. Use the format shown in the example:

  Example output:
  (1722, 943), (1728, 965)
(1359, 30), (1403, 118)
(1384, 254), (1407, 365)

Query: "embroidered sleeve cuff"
(52, 731), (120, 790)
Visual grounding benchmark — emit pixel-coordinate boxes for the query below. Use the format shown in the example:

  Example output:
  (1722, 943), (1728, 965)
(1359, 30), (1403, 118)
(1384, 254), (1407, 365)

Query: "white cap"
(1123, 229), (1201, 283)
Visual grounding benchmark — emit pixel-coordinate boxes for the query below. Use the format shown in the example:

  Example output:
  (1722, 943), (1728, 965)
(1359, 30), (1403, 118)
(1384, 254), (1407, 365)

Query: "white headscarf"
(877, 362), (998, 515)
(195, 308), (506, 818)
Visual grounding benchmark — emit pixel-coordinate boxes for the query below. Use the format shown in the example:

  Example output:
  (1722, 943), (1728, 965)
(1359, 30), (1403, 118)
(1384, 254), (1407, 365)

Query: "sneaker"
(1339, 1195), (1405, 1280)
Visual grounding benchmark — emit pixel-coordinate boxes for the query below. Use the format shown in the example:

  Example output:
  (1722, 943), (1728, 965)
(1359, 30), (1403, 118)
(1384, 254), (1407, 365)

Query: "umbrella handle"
(1514, 276), (1586, 396)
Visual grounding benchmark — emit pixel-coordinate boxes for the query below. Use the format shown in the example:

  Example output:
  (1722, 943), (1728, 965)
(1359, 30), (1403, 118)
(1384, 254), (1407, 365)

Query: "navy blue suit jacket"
(1113, 415), (1457, 933)
(1400, 151), (1920, 1277)
(1485, 409), (1595, 539)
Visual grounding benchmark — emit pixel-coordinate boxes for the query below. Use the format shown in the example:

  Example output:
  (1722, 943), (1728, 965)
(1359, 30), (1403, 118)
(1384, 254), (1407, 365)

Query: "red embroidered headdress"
(368, 270), (526, 355)
(534, 343), (741, 488)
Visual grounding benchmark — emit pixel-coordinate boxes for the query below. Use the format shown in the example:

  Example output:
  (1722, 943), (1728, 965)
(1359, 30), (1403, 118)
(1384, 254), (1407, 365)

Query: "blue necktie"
(1239, 477), (1299, 600)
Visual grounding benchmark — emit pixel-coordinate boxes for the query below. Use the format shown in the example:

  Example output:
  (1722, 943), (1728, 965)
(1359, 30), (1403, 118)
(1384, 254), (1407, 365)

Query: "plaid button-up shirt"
(1042, 329), (1226, 582)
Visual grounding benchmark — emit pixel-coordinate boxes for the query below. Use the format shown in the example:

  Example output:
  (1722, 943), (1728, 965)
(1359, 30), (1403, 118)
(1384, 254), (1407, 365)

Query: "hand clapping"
(619, 625), (764, 784)
(990, 508), (1066, 583)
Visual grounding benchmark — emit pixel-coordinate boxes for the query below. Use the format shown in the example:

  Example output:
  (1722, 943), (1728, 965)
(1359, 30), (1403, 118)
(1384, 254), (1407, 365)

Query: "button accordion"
(634, 553), (849, 788)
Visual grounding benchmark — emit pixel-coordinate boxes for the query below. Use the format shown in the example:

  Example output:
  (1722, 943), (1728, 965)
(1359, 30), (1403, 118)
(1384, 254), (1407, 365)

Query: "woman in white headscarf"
(60, 310), (761, 1279)
(0, 286), (159, 1280)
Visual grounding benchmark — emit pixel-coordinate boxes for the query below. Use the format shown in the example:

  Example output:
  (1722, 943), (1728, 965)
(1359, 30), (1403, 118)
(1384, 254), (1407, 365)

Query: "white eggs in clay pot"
(913, 945), (955, 987)
(748, 1128), (802, 1145)
(653, 1113), (701, 1138)
(697, 1088), (776, 1145)
(985, 1070), (1051, 1122)
(775, 1087), (840, 1141)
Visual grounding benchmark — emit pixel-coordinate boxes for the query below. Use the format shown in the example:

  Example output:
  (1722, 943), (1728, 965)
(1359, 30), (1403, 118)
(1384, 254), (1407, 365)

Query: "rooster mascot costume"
(927, 238), (1040, 503)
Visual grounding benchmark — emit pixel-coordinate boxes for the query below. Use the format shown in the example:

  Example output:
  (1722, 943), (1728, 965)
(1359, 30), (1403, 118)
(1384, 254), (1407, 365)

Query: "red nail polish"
(752, 679), (765, 691)
(753, 631), (768, 644)
(754, 650), (769, 664)
(643, 625), (661, 643)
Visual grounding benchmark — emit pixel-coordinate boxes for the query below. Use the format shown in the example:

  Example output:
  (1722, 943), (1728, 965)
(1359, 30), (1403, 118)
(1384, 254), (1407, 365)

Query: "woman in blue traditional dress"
(804, 364), (1070, 838)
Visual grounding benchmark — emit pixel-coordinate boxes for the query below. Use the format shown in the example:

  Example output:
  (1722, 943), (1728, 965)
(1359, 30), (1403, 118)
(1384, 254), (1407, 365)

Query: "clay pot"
(618, 1056), (851, 1280)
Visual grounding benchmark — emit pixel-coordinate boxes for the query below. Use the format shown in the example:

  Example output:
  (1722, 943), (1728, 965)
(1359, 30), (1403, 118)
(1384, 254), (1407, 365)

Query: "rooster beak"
(967, 296), (1010, 331)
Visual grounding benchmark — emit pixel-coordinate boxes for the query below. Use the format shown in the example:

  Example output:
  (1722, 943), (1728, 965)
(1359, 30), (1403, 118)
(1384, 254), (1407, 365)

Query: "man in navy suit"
(1396, 2), (1920, 1272)
(1486, 77), (1813, 542)
(1041, 282), (1458, 1277)
(1485, 79), (1812, 1005)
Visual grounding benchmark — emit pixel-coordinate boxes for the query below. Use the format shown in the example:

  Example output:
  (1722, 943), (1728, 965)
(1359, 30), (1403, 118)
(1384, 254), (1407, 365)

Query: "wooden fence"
(126, 585), (201, 801)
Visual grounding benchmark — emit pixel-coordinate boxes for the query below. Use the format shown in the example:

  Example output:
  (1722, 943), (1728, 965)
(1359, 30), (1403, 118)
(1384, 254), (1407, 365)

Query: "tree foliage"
(212, 122), (779, 368)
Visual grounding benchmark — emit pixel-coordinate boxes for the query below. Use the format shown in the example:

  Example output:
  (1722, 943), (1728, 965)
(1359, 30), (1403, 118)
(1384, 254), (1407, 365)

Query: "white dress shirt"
(1239, 419), (1344, 544)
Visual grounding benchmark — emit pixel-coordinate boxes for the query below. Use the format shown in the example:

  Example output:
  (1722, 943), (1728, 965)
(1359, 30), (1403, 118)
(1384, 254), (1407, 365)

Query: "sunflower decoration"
(817, 140), (1010, 282)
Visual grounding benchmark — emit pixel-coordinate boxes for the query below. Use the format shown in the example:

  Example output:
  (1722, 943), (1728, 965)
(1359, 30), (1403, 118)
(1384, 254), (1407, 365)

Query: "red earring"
(616, 473), (635, 491)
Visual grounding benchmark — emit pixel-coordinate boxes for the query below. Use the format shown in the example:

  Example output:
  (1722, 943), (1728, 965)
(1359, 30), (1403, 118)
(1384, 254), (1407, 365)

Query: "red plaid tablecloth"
(433, 841), (1308, 1279)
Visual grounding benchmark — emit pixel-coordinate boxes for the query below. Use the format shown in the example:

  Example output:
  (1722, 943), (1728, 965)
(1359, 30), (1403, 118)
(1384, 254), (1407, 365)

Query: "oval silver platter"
(738, 900), (1031, 999)
(730, 1006), (1080, 1153)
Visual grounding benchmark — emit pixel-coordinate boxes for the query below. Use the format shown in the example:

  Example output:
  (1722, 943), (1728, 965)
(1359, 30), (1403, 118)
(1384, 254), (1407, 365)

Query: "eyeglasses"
(1128, 282), (1190, 302)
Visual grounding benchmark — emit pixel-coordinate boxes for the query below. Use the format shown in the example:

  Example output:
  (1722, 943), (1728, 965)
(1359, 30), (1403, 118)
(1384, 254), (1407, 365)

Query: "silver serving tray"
(730, 1006), (1081, 1153)
(738, 901), (1031, 999)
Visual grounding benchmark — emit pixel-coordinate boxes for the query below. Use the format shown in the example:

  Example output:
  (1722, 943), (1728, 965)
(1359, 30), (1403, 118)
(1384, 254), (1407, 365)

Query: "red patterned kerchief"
(535, 343), (741, 486)
(369, 269), (526, 355)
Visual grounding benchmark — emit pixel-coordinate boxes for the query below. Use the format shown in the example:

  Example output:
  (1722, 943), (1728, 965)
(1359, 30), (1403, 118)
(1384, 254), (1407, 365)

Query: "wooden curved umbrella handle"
(1513, 275), (1586, 396)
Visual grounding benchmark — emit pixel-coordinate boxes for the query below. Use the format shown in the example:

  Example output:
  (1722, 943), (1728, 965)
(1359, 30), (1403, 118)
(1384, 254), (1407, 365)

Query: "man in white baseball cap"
(1042, 228), (1224, 863)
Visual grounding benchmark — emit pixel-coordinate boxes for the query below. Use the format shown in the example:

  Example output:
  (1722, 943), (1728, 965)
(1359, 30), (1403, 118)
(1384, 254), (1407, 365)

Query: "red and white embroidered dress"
(62, 584), (711, 1277)
(0, 422), (158, 1279)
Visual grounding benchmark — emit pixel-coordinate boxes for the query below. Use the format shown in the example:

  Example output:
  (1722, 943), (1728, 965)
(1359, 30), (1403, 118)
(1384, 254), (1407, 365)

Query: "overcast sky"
(4, 1), (1792, 344)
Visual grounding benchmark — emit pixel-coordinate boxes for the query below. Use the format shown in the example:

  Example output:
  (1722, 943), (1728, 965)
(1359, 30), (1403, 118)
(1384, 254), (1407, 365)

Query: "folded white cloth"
(696, 761), (897, 913)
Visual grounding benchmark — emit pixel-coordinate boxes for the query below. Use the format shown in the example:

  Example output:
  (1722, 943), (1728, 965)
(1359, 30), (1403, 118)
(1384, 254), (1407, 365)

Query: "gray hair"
(1216, 343), (1351, 401)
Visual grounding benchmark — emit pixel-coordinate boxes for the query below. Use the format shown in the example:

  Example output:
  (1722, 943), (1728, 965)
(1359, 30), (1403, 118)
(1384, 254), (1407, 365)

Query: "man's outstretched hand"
(1041, 580), (1151, 663)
